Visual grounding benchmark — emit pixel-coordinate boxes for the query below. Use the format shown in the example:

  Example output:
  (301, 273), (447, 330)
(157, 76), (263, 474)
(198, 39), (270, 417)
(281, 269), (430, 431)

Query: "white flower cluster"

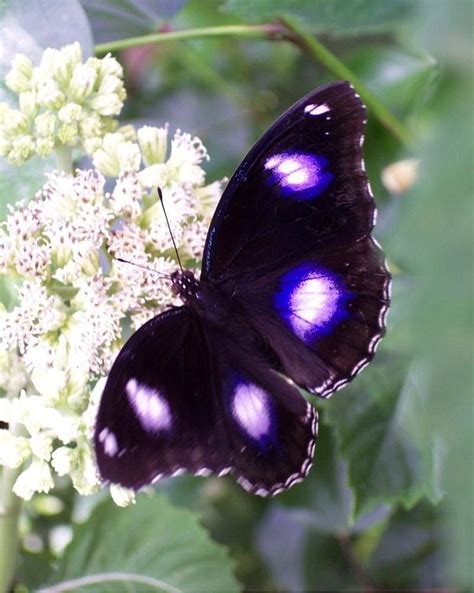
(0, 127), (223, 503)
(0, 42), (126, 164)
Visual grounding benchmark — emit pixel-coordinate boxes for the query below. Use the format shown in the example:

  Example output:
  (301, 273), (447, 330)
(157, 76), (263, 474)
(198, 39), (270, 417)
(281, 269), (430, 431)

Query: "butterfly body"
(95, 81), (390, 496)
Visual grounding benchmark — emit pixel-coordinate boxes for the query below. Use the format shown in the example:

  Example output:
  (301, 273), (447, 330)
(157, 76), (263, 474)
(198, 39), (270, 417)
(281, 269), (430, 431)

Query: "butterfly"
(94, 81), (390, 496)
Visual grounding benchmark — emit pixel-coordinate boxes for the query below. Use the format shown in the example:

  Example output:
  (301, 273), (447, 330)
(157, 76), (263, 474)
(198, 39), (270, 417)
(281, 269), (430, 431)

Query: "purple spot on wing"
(264, 152), (333, 200)
(232, 382), (272, 440)
(126, 378), (172, 433)
(226, 374), (278, 449)
(274, 264), (350, 343)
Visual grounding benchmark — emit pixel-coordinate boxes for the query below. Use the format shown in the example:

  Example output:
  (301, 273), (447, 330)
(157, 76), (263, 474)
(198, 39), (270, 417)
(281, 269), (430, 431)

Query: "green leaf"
(222, 0), (414, 35)
(257, 507), (361, 591)
(324, 357), (443, 515)
(43, 494), (241, 592)
(81, 0), (187, 43)
(279, 424), (390, 534)
(369, 503), (445, 589)
(387, 2), (473, 586)
(0, 0), (93, 70)
(345, 45), (438, 120)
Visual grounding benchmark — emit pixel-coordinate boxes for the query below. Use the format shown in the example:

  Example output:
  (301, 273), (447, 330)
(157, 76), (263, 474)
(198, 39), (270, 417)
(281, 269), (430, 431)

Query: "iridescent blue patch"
(264, 152), (333, 200)
(274, 263), (350, 343)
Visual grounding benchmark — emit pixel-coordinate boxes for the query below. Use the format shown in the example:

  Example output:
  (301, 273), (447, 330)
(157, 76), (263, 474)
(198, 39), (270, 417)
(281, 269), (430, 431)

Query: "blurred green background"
(0, 0), (472, 591)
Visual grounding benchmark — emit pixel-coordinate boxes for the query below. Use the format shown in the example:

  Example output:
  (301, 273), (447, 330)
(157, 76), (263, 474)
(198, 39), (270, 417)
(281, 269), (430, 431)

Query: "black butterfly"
(94, 81), (390, 496)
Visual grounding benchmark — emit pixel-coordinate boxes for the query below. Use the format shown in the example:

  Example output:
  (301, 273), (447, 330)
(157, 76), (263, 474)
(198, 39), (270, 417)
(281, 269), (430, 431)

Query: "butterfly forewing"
(202, 81), (374, 282)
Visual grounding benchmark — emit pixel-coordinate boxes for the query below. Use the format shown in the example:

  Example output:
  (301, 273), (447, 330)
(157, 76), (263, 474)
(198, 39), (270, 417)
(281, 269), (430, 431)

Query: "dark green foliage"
(46, 495), (240, 592)
(223, 0), (414, 35)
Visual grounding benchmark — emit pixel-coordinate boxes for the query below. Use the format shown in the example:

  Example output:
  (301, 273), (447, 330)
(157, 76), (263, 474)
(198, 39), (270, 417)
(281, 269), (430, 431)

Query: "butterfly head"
(171, 269), (200, 303)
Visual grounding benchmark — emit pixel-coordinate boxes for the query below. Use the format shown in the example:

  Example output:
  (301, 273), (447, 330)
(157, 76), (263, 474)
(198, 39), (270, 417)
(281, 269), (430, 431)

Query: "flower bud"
(6, 53), (33, 92)
(19, 91), (37, 117)
(61, 42), (82, 70)
(6, 68), (31, 93)
(117, 141), (141, 172)
(36, 79), (65, 110)
(93, 148), (120, 177)
(51, 446), (74, 475)
(5, 109), (28, 134)
(31, 367), (66, 401)
(82, 136), (102, 154)
(79, 112), (102, 138)
(30, 434), (53, 461)
(57, 122), (79, 145)
(7, 135), (35, 165)
(97, 74), (124, 96)
(69, 63), (97, 101)
(34, 112), (56, 137)
(58, 102), (83, 123)
(92, 132), (125, 176)
(52, 43), (82, 86)
(137, 125), (168, 165)
(36, 137), (55, 157)
(97, 54), (123, 79)
(14, 460), (54, 499)
(381, 158), (419, 194)
(70, 444), (100, 495)
(0, 432), (30, 468)
(138, 163), (166, 190)
(80, 251), (99, 276)
(11, 54), (33, 79)
(89, 93), (124, 116)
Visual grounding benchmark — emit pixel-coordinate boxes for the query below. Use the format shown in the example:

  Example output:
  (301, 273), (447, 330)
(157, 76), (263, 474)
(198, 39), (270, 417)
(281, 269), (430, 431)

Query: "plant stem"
(94, 20), (411, 146)
(0, 426), (23, 593)
(55, 145), (73, 174)
(280, 16), (413, 146)
(95, 23), (285, 55)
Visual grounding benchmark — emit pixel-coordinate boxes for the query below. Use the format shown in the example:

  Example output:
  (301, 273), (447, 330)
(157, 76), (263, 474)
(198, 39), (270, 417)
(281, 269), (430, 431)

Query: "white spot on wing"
(98, 428), (108, 443)
(286, 169), (309, 185)
(126, 378), (172, 433)
(232, 382), (271, 440)
(264, 152), (331, 197)
(304, 103), (330, 116)
(289, 274), (340, 341)
(104, 432), (118, 457)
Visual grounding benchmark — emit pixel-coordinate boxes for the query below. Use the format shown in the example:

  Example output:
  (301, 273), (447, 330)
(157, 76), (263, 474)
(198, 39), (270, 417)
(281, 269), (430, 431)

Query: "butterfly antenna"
(116, 257), (172, 280)
(158, 187), (183, 272)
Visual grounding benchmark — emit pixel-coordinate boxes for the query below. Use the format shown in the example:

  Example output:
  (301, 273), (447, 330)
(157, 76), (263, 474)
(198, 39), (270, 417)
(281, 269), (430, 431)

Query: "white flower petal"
(14, 460), (54, 500)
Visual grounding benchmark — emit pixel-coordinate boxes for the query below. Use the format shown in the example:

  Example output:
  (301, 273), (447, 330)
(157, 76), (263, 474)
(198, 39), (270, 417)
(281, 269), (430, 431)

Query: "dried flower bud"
(381, 158), (419, 194)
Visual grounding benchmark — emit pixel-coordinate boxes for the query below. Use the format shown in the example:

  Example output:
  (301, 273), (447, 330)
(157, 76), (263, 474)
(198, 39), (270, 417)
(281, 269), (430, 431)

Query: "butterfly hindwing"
(94, 307), (228, 488)
(94, 307), (317, 494)
(209, 331), (317, 495)
(228, 236), (389, 396)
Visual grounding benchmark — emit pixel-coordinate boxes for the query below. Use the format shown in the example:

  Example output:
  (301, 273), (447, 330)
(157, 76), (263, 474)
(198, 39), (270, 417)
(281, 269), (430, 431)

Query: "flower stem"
(94, 20), (411, 146)
(95, 23), (285, 55)
(279, 16), (413, 146)
(0, 427), (23, 593)
(55, 145), (73, 174)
